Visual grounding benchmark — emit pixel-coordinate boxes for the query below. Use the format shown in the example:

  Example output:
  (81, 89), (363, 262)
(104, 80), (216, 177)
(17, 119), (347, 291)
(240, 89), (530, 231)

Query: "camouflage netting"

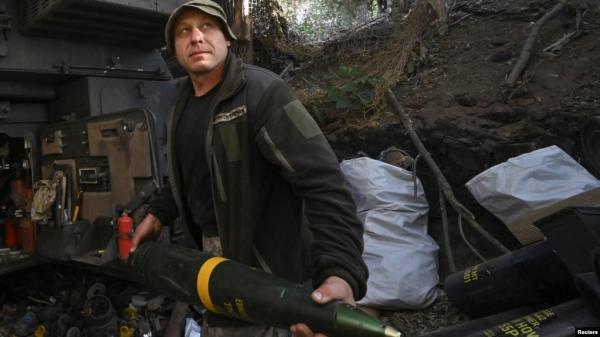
(240, 2), (472, 332)
(242, 0), (452, 118)
(381, 291), (469, 337)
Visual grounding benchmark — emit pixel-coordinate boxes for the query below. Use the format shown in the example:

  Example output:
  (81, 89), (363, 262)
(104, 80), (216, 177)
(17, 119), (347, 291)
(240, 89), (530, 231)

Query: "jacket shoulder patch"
(283, 100), (322, 139)
(219, 124), (241, 162)
(214, 106), (247, 125)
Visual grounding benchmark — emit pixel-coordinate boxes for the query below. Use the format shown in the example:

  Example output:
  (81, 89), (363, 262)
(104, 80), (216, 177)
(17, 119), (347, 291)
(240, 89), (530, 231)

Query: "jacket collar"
(219, 51), (245, 100)
(174, 51), (245, 107)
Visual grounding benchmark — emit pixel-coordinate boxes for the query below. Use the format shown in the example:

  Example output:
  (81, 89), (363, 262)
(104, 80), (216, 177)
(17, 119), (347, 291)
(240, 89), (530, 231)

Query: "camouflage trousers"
(201, 322), (292, 337)
(200, 235), (291, 337)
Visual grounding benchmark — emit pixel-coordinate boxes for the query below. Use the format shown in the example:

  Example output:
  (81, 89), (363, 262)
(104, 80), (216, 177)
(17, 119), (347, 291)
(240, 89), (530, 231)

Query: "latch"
(0, 6), (12, 57)
(0, 101), (10, 120)
(0, 14), (10, 30)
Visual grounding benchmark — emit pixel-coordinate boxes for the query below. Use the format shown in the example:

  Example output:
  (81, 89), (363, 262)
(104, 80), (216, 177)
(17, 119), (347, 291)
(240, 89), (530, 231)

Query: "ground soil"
(318, 0), (600, 270)
(290, 1), (600, 335)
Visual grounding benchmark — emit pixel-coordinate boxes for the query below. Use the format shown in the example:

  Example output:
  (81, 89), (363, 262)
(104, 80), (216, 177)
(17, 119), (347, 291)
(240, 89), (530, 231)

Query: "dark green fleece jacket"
(149, 52), (368, 300)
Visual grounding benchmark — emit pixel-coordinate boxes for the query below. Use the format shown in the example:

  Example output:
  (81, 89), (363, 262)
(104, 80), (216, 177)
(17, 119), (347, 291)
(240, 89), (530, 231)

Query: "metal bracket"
(0, 14), (11, 57)
(0, 101), (10, 120)
(52, 61), (167, 79)
(0, 14), (11, 30)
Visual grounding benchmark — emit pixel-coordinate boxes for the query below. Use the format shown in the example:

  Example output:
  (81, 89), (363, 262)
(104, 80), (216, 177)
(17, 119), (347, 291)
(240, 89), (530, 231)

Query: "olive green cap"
(165, 0), (237, 53)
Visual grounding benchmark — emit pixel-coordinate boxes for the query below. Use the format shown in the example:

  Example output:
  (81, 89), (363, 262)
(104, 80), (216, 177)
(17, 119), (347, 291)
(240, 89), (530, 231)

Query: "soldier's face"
(174, 9), (230, 76)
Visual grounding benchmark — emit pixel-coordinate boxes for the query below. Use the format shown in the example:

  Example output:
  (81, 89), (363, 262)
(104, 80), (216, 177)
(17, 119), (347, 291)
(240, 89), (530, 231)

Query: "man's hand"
(290, 276), (355, 337)
(130, 213), (163, 252)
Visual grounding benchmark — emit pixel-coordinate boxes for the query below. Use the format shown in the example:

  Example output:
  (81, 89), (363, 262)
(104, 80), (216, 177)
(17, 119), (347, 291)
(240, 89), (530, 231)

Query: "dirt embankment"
(318, 2), (600, 335)
(313, 1), (600, 270)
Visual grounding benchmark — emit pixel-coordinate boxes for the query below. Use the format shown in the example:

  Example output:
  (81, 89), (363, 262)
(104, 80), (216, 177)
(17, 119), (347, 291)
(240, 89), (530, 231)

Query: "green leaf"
(343, 82), (358, 93)
(356, 92), (372, 105)
(335, 97), (353, 110)
(310, 105), (326, 125)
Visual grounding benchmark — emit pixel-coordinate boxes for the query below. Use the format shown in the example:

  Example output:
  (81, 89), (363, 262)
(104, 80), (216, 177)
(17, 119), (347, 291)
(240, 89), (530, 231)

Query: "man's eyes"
(177, 23), (214, 35)
(199, 23), (215, 31)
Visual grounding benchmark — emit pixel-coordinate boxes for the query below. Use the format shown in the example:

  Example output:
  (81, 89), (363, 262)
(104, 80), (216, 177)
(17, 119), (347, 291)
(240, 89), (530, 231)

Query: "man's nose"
(191, 28), (204, 43)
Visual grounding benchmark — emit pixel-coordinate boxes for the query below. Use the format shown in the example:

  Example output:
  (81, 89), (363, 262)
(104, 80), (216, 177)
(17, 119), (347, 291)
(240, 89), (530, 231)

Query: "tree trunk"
(425, 0), (448, 34)
(391, 0), (409, 13)
(231, 0), (253, 63)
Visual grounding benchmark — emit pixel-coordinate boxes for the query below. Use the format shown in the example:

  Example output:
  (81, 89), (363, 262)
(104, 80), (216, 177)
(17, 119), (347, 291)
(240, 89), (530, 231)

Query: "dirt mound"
(282, 2), (600, 332)
(326, 1), (599, 166)
(319, 2), (600, 250)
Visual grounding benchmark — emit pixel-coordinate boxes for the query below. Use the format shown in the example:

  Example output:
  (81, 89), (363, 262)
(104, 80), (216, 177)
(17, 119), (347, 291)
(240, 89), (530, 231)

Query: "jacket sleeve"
(254, 78), (368, 300)
(146, 184), (179, 227)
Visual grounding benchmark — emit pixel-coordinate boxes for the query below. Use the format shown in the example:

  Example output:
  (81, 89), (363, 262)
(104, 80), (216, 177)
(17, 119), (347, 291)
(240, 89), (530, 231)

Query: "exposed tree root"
(505, 0), (569, 86)
(387, 90), (511, 255)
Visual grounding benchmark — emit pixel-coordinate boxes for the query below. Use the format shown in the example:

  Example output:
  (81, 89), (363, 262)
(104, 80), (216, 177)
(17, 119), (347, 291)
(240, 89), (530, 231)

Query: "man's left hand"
(290, 276), (355, 337)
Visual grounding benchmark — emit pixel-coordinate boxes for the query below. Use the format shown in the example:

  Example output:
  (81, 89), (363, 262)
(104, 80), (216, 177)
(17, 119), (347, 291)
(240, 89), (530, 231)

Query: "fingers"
(310, 276), (354, 305)
(130, 229), (142, 251)
(130, 232), (143, 252)
(291, 323), (331, 337)
(130, 225), (149, 251)
(290, 323), (312, 337)
(130, 214), (162, 252)
(311, 289), (327, 304)
(290, 276), (354, 337)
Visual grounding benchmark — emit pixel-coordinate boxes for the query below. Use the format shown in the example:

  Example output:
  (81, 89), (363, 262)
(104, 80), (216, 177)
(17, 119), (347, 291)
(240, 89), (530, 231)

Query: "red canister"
(4, 218), (18, 249)
(117, 213), (133, 264)
(19, 217), (35, 255)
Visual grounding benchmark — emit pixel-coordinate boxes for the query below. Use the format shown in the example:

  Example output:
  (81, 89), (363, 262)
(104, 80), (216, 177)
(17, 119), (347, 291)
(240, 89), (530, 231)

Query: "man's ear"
(227, 40), (231, 47)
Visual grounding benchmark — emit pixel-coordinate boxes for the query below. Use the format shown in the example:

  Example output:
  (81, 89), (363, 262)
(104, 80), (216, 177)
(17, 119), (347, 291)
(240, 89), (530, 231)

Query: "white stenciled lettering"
(214, 106), (247, 125)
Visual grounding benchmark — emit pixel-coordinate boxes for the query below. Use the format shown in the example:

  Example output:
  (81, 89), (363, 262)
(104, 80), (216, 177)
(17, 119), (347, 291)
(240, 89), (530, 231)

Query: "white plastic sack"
(466, 145), (600, 224)
(340, 157), (440, 310)
(185, 318), (201, 337)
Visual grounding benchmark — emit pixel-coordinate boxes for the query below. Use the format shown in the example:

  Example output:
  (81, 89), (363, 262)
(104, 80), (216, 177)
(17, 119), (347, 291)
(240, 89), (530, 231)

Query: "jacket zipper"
(211, 151), (227, 203)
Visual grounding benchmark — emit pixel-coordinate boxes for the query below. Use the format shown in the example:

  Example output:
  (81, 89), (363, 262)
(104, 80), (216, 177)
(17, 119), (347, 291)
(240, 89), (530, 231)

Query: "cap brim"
(165, 3), (237, 51)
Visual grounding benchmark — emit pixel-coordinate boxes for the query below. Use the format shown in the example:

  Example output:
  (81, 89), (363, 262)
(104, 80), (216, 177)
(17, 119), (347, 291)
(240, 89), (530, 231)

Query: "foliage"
(405, 40), (430, 77)
(317, 65), (381, 115)
(276, 0), (381, 41)
(323, 65), (379, 110)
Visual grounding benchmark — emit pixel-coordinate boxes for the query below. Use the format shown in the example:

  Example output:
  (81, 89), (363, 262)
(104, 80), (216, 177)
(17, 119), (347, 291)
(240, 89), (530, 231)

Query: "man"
(131, 1), (368, 336)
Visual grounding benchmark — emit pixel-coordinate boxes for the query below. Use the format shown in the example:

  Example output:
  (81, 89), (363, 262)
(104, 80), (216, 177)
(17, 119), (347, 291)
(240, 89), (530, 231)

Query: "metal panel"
(0, 0), (172, 81)
(20, 0), (175, 47)
(0, 81), (56, 101)
(98, 0), (184, 13)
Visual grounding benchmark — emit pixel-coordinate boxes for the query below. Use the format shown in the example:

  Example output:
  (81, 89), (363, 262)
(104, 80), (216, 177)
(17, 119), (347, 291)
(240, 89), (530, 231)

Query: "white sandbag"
(466, 145), (600, 225)
(340, 157), (440, 310)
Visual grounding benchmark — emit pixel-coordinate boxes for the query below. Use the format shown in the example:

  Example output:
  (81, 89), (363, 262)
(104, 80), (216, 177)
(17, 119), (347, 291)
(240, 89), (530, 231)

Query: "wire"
(411, 153), (421, 199)
(143, 110), (163, 190)
(458, 214), (486, 262)
(439, 188), (457, 272)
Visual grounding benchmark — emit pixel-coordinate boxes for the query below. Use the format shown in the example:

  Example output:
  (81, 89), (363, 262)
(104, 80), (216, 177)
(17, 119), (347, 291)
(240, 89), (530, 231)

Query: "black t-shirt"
(175, 85), (220, 235)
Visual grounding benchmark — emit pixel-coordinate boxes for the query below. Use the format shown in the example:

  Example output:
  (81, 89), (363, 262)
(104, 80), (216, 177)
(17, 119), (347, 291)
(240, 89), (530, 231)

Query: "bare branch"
(542, 30), (581, 55)
(505, 0), (569, 86)
(449, 13), (472, 28)
(439, 188), (458, 272)
(386, 90), (511, 254)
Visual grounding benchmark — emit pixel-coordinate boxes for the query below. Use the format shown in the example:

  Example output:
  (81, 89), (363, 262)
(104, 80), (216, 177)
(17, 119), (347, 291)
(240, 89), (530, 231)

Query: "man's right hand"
(130, 213), (163, 252)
